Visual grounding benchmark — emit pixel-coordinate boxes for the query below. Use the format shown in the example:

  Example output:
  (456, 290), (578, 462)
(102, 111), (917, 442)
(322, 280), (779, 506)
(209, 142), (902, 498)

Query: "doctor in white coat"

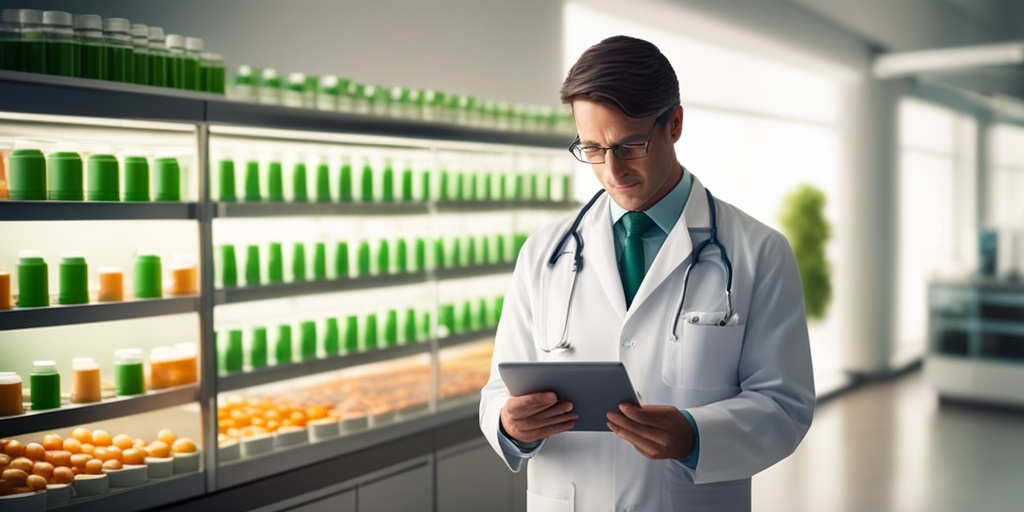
(479, 36), (815, 512)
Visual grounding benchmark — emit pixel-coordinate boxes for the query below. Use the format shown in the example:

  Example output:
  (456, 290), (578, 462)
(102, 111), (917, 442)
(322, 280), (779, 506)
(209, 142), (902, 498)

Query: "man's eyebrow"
(579, 131), (647, 146)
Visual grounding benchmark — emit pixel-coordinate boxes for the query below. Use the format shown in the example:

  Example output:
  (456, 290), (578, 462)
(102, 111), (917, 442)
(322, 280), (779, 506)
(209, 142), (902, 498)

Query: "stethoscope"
(540, 187), (734, 353)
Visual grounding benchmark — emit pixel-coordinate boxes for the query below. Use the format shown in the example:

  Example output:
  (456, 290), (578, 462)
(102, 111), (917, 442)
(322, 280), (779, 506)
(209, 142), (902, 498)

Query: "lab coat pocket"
(662, 318), (745, 390)
(527, 484), (575, 512)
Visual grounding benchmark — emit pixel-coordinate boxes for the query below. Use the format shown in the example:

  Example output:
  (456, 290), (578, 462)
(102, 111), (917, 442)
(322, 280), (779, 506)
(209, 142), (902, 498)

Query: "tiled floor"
(753, 367), (1024, 512)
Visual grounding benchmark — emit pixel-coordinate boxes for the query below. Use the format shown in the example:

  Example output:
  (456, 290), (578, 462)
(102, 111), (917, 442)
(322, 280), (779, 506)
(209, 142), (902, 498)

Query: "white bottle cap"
(288, 72), (305, 84)
(72, 357), (99, 370)
(97, 265), (122, 274)
(15, 9), (41, 25)
(147, 25), (165, 42)
(150, 346), (177, 362)
(115, 348), (144, 362)
(166, 33), (184, 50)
(102, 17), (130, 34)
(73, 14), (102, 31)
(0, 373), (22, 385)
(18, 249), (42, 258)
(42, 11), (73, 27)
(130, 23), (147, 37)
(185, 36), (202, 51)
(32, 360), (57, 372)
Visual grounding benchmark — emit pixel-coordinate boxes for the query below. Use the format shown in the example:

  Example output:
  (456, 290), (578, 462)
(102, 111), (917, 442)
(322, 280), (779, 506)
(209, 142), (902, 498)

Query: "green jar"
(275, 324), (293, 364)
(220, 244), (237, 287)
(152, 157), (180, 201)
(300, 320), (317, 361)
(184, 37), (202, 91)
(30, 360), (60, 410)
(360, 160), (374, 202)
(291, 163), (307, 202)
(267, 242), (284, 283)
(384, 310), (398, 347)
(122, 156), (149, 201)
(103, 17), (132, 83)
(381, 160), (394, 202)
(323, 318), (340, 355)
(74, 14), (104, 80)
(292, 242), (306, 282)
(395, 239), (408, 274)
(244, 244), (260, 286)
(218, 160), (236, 201)
(414, 238), (426, 273)
(114, 348), (145, 396)
(147, 26), (167, 87)
(7, 148), (46, 200)
(313, 242), (327, 280)
(401, 165), (414, 202)
(43, 11), (78, 77)
(86, 153), (119, 201)
(15, 9), (44, 74)
(403, 308), (417, 343)
(1, 10), (25, 72)
(364, 313), (378, 350)
(219, 330), (243, 374)
(243, 161), (261, 201)
(200, 51), (225, 94)
(334, 241), (350, 279)
(357, 241), (371, 277)
(267, 162), (284, 202)
(249, 327), (268, 368)
(376, 239), (390, 275)
(344, 315), (358, 353)
(47, 151), (83, 201)
(16, 251), (48, 308)
(132, 253), (162, 298)
(315, 163), (331, 202)
(58, 253), (89, 305)
(130, 23), (148, 85)
(338, 158), (353, 202)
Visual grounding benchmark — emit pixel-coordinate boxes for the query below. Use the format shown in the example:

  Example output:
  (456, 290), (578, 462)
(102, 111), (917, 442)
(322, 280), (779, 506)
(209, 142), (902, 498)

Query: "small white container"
(308, 418), (340, 442)
(172, 450), (201, 474)
(73, 473), (109, 497)
(240, 433), (273, 457)
(145, 456), (174, 479)
(273, 427), (308, 449)
(105, 464), (147, 487)
(218, 439), (240, 462)
(340, 414), (369, 432)
(46, 483), (72, 506)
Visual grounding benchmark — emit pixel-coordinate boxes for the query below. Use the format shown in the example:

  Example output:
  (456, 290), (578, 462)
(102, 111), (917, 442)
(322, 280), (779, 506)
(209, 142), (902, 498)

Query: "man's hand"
(607, 403), (695, 460)
(501, 391), (578, 444)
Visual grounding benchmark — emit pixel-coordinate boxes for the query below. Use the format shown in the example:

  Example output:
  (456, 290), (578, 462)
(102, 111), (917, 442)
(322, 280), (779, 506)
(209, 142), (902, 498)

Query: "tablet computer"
(498, 361), (640, 432)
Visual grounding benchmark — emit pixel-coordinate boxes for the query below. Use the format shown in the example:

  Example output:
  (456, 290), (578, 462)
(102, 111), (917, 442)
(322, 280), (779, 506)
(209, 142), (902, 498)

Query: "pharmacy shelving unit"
(0, 70), (572, 510)
(924, 277), (1024, 409)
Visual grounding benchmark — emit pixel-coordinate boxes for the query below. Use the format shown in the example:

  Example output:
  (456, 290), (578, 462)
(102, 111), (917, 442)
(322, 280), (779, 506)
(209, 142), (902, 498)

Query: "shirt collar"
(609, 165), (692, 234)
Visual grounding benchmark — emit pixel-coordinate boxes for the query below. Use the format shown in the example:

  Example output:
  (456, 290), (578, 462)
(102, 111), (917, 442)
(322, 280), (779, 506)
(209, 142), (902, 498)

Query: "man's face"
(572, 100), (683, 212)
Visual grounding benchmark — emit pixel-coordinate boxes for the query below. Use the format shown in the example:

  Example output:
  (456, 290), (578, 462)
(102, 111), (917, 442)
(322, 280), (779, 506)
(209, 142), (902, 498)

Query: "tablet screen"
(498, 361), (640, 431)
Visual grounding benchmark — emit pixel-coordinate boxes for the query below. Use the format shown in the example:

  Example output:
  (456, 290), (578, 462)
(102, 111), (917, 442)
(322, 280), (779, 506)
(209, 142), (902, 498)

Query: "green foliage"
(779, 184), (832, 320)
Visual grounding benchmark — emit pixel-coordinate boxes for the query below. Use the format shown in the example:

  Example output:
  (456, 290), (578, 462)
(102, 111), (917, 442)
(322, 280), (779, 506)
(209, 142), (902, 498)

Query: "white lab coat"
(479, 174), (815, 512)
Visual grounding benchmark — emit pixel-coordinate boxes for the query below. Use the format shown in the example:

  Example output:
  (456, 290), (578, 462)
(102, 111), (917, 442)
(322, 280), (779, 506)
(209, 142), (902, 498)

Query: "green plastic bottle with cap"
(275, 324), (292, 365)
(103, 17), (132, 82)
(344, 315), (358, 353)
(315, 163), (330, 202)
(334, 241), (349, 279)
(43, 11), (77, 77)
(130, 23), (147, 85)
(300, 321), (317, 361)
(147, 26), (167, 86)
(1, 9), (25, 71)
(200, 51), (225, 93)
(165, 33), (185, 89)
(323, 318), (340, 355)
(17, 9), (44, 73)
(184, 36), (201, 91)
(267, 162), (284, 202)
(291, 162), (307, 202)
(75, 14), (104, 80)
(87, 153), (119, 201)
(381, 160), (394, 202)
(338, 157), (353, 202)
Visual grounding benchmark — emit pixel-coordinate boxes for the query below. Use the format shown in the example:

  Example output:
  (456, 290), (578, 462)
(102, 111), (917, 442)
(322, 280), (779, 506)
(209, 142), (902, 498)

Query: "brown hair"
(560, 35), (680, 120)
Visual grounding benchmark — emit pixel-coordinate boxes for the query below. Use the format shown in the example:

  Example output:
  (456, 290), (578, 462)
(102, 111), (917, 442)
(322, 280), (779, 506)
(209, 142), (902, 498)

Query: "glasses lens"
(614, 144), (648, 160)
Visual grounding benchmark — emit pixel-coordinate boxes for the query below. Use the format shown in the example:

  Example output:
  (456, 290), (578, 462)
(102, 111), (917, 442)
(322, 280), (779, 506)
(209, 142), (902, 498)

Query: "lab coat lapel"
(583, 193), (629, 318)
(628, 176), (711, 313)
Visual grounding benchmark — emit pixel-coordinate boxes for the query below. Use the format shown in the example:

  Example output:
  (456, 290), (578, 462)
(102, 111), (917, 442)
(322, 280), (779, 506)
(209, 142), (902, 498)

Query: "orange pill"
(52, 466), (74, 484)
(171, 438), (197, 454)
(3, 440), (25, 458)
(69, 453), (91, 469)
(144, 441), (170, 458)
(31, 461), (54, 478)
(112, 434), (133, 450)
(42, 434), (63, 451)
(102, 459), (122, 471)
(23, 443), (45, 461)
(26, 474), (47, 491)
(45, 450), (71, 468)
(92, 447), (109, 461)
(91, 430), (112, 447)
(157, 429), (176, 445)
(80, 443), (95, 455)
(9, 457), (33, 472)
(83, 459), (103, 475)
(71, 428), (92, 444)
(121, 448), (145, 465)
(62, 438), (82, 454)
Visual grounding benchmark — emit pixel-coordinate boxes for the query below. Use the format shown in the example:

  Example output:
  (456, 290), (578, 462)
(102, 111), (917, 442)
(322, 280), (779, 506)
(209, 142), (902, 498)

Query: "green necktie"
(619, 211), (652, 309)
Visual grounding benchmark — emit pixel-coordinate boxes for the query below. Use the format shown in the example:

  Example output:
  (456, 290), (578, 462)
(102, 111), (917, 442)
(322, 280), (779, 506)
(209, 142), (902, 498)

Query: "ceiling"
(784, 0), (1024, 101)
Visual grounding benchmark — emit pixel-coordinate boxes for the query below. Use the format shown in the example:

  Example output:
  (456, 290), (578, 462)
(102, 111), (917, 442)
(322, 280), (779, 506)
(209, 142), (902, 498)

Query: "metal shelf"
(206, 98), (568, 149)
(0, 201), (199, 221)
(436, 199), (578, 212)
(214, 401), (476, 490)
(214, 274), (429, 305)
(0, 71), (208, 122)
(0, 385), (199, 438)
(0, 297), (200, 331)
(217, 342), (432, 392)
(54, 472), (205, 511)
(214, 201), (429, 218)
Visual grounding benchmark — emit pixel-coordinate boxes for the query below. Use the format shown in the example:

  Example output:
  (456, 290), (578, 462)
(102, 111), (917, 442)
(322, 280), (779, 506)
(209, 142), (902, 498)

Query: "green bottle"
(316, 163), (331, 202)
(17, 9), (44, 74)
(292, 242), (307, 282)
(401, 164), (414, 202)
(395, 239), (408, 274)
(403, 308), (417, 344)
(219, 331), (243, 374)
(300, 321), (317, 361)
(184, 37), (202, 91)
(250, 327), (268, 368)
(381, 160), (394, 202)
(414, 238), (426, 273)
(338, 158), (353, 202)
(313, 242), (327, 280)
(323, 318), (340, 355)
(102, 18), (132, 83)
(74, 14), (104, 79)
(364, 314), (378, 350)
(267, 162), (284, 202)
(384, 310), (398, 347)
(43, 11), (78, 77)
(244, 161), (261, 201)
(218, 160), (237, 202)
(147, 26), (167, 87)
(130, 23), (148, 85)
(292, 163), (308, 202)
(268, 242), (284, 283)
(30, 360), (61, 410)
(0, 10), (25, 72)
(360, 159), (373, 202)
(275, 324), (293, 364)
(334, 241), (350, 279)
(357, 241), (371, 277)
(377, 239), (390, 275)
(165, 33), (185, 89)
(433, 238), (445, 270)
(344, 315), (358, 353)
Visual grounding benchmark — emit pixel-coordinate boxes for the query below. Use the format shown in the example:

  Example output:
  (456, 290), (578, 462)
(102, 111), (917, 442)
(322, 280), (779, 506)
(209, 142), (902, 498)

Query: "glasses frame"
(568, 115), (664, 164)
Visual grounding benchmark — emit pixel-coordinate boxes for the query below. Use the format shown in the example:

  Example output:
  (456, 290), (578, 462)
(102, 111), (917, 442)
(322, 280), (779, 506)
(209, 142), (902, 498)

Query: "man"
(479, 35), (815, 511)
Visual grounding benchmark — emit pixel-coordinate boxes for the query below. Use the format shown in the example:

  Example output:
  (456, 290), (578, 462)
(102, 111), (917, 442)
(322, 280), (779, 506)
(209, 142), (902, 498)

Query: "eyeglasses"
(568, 118), (661, 164)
